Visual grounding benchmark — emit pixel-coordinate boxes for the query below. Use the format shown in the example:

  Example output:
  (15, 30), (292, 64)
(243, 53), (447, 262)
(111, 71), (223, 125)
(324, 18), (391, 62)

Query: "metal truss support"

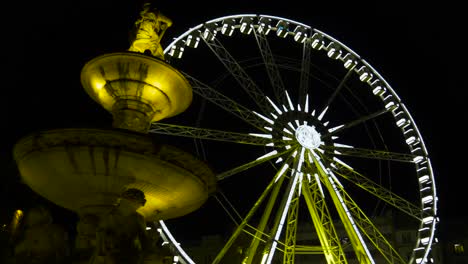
(311, 152), (375, 264)
(301, 170), (348, 264)
(201, 37), (272, 114)
(324, 146), (419, 163)
(283, 179), (301, 264)
(212, 169), (283, 264)
(253, 29), (287, 104)
(337, 186), (406, 264)
(243, 173), (286, 264)
(332, 162), (423, 220)
(299, 39), (311, 103)
(183, 73), (267, 131)
(149, 122), (272, 146)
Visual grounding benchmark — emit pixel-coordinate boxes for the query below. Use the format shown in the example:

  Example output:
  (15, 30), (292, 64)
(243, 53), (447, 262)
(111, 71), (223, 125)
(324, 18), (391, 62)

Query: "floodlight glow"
(275, 157), (283, 164)
(334, 143), (354, 148)
(311, 109), (316, 116)
(328, 170), (343, 187)
(275, 163), (289, 182)
(266, 96), (282, 115)
(308, 152), (314, 163)
(287, 122), (295, 131)
(266, 142), (275, 147)
(297, 104), (302, 111)
(318, 106), (328, 120)
(256, 150), (278, 160)
(297, 147), (306, 172)
(264, 126), (272, 131)
(333, 157), (353, 169)
(253, 111), (274, 124)
(295, 120), (300, 127)
(305, 94), (309, 112)
(282, 136), (292, 141)
(298, 173), (304, 196)
(328, 124), (344, 133)
(323, 121), (329, 126)
(314, 173), (325, 197)
(267, 171), (300, 263)
(283, 128), (293, 134)
(270, 113), (278, 119)
(285, 90), (294, 110)
(249, 133), (272, 139)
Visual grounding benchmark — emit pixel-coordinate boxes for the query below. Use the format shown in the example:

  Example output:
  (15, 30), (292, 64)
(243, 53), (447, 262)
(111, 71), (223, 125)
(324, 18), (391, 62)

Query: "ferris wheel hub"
(295, 125), (322, 150)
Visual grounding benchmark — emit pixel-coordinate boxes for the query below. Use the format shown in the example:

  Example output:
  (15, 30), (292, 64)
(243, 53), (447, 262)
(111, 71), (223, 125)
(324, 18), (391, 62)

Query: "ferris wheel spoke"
(323, 145), (422, 163)
(148, 122), (274, 146)
(213, 164), (289, 264)
(243, 170), (287, 264)
(319, 66), (356, 116)
(310, 151), (375, 263)
(201, 37), (271, 114)
(182, 72), (267, 131)
(216, 148), (294, 181)
(262, 165), (303, 263)
(322, 107), (393, 138)
(298, 39), (312, 103)
(330, 161), (423, 220)
(283, 177), (301, 263)
(336, 184), (407, 264)
(301, 171), (347, 263)
(253, 29), (287, 104)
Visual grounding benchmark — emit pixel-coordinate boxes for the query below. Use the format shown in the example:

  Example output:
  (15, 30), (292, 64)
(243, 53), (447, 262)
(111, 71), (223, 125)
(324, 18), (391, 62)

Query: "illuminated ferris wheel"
(150, 14), (438, 264)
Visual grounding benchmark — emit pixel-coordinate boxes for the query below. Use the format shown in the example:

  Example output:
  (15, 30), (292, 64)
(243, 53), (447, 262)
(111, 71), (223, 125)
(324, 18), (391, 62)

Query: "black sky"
(0, 0), (465, 244)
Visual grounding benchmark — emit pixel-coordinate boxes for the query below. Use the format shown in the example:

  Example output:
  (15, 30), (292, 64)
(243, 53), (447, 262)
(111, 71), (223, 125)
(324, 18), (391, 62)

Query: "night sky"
(0, 0), (464, 248)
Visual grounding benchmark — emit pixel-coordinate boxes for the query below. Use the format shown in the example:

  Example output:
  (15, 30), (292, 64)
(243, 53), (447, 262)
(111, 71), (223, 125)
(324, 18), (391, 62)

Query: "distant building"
(182, 211), (447, 263)
(439, 217), (468, 264)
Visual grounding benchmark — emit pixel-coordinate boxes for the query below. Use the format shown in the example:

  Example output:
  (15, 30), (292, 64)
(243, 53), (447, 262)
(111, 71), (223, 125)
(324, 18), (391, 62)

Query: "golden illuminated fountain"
(13, 3), (216, 225)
